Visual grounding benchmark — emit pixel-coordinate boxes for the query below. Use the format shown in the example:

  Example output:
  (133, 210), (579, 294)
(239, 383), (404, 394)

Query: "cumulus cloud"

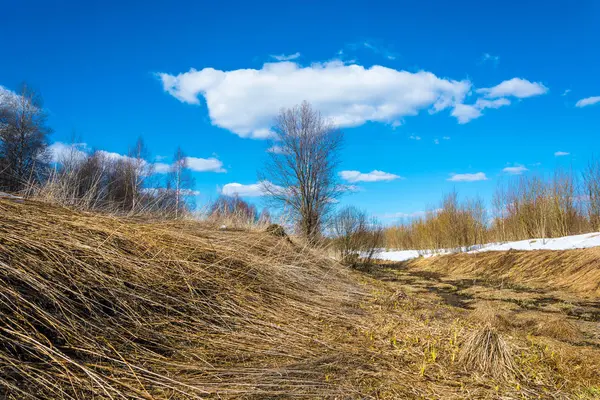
(554, 151), (570, 157)
(477, 78), (548, 99)
(452, 97), (510, 124)
(220, 181), (283, 197)
(408, 135), (421, 140)
(153, 163), (171, 174)
(270, 52), (301, 61)
(447, 172), (487, 182)
(339, 170), (402, 183)
(47, 142), (88, 163)
(158, 61), (471, 139)
(503, 165), (528, 175)
(451, 97), (511, 123)
(186, 156), (226, 173)
(575, 96), (600, 108)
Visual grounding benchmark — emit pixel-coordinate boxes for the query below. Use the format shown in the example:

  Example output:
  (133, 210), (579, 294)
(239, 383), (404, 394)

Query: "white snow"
(373, 232), (600, 262)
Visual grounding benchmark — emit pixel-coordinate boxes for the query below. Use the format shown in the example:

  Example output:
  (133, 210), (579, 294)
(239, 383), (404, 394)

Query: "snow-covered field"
(373, 232), (600, 262)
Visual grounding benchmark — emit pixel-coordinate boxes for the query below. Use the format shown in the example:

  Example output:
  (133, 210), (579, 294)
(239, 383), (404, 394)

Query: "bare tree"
(0, 83), (52, 192)
(168, 147), (194, 218)
(260, 101), (343, 243)
(127, 137), (154, 212)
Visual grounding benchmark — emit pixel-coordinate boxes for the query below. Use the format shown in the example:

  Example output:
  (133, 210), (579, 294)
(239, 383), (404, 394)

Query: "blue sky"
(1, 0), (599, 220)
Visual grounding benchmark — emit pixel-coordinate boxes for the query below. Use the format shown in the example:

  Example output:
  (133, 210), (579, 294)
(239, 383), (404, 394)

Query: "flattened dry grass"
(2, 199), (600, 399)
(0, 199), (367, 398)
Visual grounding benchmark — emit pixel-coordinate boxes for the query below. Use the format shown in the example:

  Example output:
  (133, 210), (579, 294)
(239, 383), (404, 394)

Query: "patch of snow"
(373, 232), (600, 262)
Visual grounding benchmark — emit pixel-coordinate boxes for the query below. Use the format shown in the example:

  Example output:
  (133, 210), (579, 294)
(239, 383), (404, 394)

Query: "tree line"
(384, 167), (600, 250)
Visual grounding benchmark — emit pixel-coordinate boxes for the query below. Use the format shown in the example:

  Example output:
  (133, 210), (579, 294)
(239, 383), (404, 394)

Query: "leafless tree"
(260, 101), (343, 243)
(168, 147), (194, 218)
(0, 83), (52, 192)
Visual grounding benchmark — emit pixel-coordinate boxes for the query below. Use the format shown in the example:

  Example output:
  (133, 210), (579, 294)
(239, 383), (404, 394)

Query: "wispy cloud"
(433, 139), (440, 145)
(339, 170), (402, 183)
(562, 89), (571, 96)
(480, 53), (500, 66)
(266, 145), (289, 154)
(409, 135), (421, 141)
(575, 96), (600, 108)
(447, 172), (487, 182)
(554, 151), (570, 157)
(502, 165), (528, 175)
(269, 52), (301, 61)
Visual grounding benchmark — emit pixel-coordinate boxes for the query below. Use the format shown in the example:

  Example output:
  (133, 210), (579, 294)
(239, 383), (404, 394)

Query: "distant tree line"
(0, 84), (199, 216)
(384, 168), (600, 250)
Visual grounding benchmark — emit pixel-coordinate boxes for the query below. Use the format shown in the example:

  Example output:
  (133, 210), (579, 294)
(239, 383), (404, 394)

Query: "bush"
(331, 206), (383, 267)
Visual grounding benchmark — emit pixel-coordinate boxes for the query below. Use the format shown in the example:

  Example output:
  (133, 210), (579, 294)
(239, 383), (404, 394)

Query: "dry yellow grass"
(405, 248), (600, 297)
(2, 198), (600, 399)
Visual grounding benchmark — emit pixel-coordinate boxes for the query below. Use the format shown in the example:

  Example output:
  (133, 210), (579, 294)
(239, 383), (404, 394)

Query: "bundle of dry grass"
(0, 199), (365, 399)
(457, 324), (516, 379)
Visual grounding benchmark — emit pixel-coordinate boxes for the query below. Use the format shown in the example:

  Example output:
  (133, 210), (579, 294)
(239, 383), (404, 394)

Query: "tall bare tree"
(0, 83), (52, 192)
(168, 147), (194, 218)
(260, 101), (343, 243)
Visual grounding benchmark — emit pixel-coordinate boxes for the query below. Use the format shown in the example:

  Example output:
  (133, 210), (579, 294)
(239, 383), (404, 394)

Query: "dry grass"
(2, 198), (600, 399)
(535, 316), (583, 342)
(405, 248), (600, 297)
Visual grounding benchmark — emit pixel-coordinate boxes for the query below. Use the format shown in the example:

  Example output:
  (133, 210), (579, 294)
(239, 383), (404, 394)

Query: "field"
(1, 198), (600, 399)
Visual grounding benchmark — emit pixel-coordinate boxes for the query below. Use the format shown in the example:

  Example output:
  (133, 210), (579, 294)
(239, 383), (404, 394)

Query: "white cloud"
(409, 135), (421, 140)
(562, 89), (571, 96)
(451, 97), (511, 123)
(158, 61), (471, 139)
(477, 78), (548, 99)
(0, 86), (20, 107)
(575, 96), (600, 108)
(339, 170), (402, 183)
(186, 156), (226, 173)
(554, 151), (570, 157)
(220, 181), (283, 197)
(270, 52), (301, 61)
(153, 162), (171, 174)
(443, 136), (450, 140)
(47, 142), (88, 163)
(266, 145), (289, 154)
(433, 138), (440, 145)
(502, 165), (528, 175)
(447, 172), (487, 182)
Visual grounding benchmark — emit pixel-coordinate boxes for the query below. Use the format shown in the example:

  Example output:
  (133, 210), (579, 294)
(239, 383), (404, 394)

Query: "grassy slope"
(1, 199), (599, 399)
(404, 249), (600, 297)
